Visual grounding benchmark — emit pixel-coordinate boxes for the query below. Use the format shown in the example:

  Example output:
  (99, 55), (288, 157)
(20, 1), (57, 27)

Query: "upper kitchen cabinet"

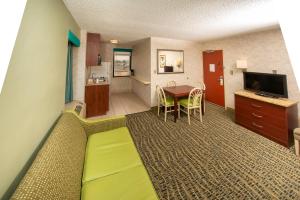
(86, 33), (101, 66)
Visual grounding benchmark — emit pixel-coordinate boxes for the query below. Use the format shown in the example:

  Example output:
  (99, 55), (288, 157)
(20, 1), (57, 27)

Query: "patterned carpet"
(126, 103), (300, 200)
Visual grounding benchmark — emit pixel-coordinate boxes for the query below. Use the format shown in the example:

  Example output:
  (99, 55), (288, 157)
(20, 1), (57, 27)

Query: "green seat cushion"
(81, 165), (159, 200)
(163, 97), (175, 106)
(88, 127), (133, 148)
(179, 98), (200, 107)
(82, 128), (142, 183)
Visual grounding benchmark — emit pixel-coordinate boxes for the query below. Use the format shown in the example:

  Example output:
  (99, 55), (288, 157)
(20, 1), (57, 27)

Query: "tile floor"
(89, 92), (150, 119)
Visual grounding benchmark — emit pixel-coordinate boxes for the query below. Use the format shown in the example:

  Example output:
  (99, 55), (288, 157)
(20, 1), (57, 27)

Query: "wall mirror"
(157, 49), (184, 74)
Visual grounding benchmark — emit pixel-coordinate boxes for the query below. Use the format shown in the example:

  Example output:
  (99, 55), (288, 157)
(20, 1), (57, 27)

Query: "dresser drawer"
(251, 118), (288, 141)
(235, 95), (286, 119)
(235, 112), (251, 128)
(235, 106), (287, 129)
(236, 113), (288, 142)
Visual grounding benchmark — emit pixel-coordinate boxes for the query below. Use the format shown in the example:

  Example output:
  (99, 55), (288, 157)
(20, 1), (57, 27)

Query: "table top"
(163, 85), (194, 97)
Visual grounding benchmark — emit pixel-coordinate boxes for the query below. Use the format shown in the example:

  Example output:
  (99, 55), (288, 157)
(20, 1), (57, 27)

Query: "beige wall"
(99, 42), (116, 62)
(0, 0), (80, 198)
(73, 30), (87, 102)
(132, 38), (151, 106)
(201, 28), (300, 113)
(151, 37), (203, 106)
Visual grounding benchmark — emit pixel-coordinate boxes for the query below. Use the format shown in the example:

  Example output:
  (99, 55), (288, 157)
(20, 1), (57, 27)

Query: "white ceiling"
(63, 0), (278, 44)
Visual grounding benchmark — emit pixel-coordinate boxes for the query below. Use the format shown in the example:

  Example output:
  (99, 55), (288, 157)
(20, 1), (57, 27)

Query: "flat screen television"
(243, 72), (288, 98)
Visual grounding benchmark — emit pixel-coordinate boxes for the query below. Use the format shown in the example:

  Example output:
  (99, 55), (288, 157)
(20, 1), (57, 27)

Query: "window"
(113, 48), (132, 77)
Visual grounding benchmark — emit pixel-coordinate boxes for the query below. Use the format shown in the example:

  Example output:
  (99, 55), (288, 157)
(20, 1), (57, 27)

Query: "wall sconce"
(236, 60), (248, 69)
(230, 59), (248, 75)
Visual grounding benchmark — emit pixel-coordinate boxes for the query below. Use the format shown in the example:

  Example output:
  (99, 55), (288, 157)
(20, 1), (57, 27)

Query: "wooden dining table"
(163, 85), (204, 122)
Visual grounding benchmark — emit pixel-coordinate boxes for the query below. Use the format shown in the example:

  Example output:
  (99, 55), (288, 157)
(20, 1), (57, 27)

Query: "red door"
(203, 50), (225, 107)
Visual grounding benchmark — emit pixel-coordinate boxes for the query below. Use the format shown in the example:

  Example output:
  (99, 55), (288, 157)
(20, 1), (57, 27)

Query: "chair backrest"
(199, 81), (206, 90)
(188, 88), (203, 108)
(195, 81), (206, 90)
(167, 80), (176, 87)
(156, 85), (167, 105)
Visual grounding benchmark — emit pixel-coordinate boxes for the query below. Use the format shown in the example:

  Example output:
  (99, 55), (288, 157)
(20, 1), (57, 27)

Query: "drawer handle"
(252, 122), (263, 129)
(251, 103), (262, 108)
(252, 112), (263, 118)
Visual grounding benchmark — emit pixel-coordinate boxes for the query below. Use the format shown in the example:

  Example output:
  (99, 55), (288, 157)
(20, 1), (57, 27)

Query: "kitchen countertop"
(86, 80), (110, 86)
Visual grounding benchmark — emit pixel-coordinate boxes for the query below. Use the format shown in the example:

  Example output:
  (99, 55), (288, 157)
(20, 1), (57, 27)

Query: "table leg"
(174, 97), (178, 122)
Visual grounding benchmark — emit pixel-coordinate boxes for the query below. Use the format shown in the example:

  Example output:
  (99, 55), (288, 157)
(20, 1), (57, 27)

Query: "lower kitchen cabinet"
(85, 84), (109, 117)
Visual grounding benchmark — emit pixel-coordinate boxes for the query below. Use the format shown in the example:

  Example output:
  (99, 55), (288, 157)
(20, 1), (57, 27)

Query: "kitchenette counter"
(86, 80), (110, 86)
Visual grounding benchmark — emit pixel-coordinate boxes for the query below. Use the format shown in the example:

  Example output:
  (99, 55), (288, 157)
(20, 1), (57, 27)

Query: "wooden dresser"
(235, 90), (298, 147)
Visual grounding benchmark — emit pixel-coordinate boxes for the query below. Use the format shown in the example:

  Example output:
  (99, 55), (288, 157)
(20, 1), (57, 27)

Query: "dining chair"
(179, 88), (203, 125)
(156, 85), (180, 122)
(193, 81), (206, 114)
(167, 80), (176, 87)
(198, 81), (206, 113)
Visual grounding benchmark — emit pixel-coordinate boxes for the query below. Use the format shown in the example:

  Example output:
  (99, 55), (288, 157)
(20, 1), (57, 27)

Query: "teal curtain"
(65, 42), (73, 103)
(65, 31), (80, 104)
(113, 48), (132, 52)
(68, 31), (80, 47)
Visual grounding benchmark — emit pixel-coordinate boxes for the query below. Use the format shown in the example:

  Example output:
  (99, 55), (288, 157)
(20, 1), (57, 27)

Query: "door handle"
(218, 76), (224, 86)
(251, 103), (262, 108)
(252, 112), (263, 118)
(252, 122), (263, 129)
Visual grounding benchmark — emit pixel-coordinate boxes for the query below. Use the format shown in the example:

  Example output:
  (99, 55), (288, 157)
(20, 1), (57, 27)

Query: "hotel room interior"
(1, 0), (300, 199)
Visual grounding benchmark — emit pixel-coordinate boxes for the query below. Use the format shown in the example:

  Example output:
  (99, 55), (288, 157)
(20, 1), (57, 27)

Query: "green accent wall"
(0, 0), (80, 198)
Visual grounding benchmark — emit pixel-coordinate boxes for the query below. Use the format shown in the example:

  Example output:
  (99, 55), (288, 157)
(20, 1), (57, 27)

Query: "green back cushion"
(12, 113), (87, 200)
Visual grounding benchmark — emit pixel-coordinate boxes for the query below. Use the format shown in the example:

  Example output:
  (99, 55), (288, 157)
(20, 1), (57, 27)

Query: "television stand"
(235, 90), (298, 147)
(255, 92), (279, 98)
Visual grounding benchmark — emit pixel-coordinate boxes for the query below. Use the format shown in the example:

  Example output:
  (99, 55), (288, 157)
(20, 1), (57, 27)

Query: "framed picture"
(157, 49), (184, 74)
(159, 55), (166, 68)
(113, 49), (132, 77)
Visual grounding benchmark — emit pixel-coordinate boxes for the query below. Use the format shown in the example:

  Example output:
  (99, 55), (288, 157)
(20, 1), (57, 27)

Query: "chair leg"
(194, 108), (196, 116)
(199, 107), (202, 122)
(157, 105), (160, 116)
(178, 105), (180, 119)
(164, 106), (167, 122)
(187, 109), (190, 125)
(295, 139), (300, 156)
(203, 94), (206, 113)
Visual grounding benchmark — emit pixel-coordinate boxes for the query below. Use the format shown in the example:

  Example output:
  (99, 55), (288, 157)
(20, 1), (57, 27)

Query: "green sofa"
(11, 111), (158, 200)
